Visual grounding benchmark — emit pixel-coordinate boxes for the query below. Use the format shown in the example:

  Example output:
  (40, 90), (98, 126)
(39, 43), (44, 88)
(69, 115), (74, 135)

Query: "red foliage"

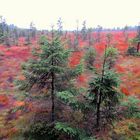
(132, 66), (140, 74)
(0, 95), (9, 106)
(18, 75), (26, 81)
(77, 74), (86, 83)
(115, 65), (125, 73)
(14, 101), (25, 107)
(121, 87), (130, 96)
(94, 63), (101, 69)
(95, 43), (106, 54)
(116, 42), (128, 52)
(0, 31), (138, 111)
(69, 51), (83, 67)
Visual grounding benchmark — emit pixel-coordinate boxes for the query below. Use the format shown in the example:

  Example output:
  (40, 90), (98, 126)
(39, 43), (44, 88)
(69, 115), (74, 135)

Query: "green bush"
(23, 121), (96, 140)
(24, 121), (58, 140)
(121, 96), (140, 118)
(127, 46), (137, 56)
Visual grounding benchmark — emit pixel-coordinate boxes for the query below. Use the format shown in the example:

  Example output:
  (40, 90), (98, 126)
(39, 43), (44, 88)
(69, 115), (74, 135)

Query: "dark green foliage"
(39, 35), (47, 45)
(87, 70), (120, 104)
(0, 16), (5, 43)
(0, 16), (9, 45)
(54, 62), (83, 93)
(135, 39), (140, 53)
(24, 121), (95, 140)
(16, 30), (88, 139)
(86, 70), (120, 123)
(128, 25), (140, 54)
(55, 122), (78, 138)
(24, 121), (58, 140)
(96, 25), (102, 43)
(123, 25), (129, 43)
(0, 16), (20, 46)
(57, 18), (63, 36)
(30, 22), (36, 39)
(81, 20), (87, 41)
(55, 122), (95, 140)
(73, 20), (79, 49)
(106, 33), (113, 46)
(127, 46), (137, 56)
(84, 47), (96, 70)
(105, 47), (118, 69)
(87, 28), (94, 46)
(16, 31), (72, 122)
(16, 33), (70, 91)
(86, 46), (120, 128)
(57, 91), (86, 111)
(73, 36), (79, 49)
(24, 34), (31, 45)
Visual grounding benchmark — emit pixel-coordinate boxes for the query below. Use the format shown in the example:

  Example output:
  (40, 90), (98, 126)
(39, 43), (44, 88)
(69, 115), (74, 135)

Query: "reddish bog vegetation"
(0, 31), (140, 139)
(0, 31), (139, 108)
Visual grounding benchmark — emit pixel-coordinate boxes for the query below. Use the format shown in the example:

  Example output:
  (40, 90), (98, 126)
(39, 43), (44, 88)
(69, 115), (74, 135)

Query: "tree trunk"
(51, 28), (55, 122)
(96, 45), (107, 128)
(51, 71), (55, 122)
(137, 42), (140, 53)
(96, 92), (102, 128)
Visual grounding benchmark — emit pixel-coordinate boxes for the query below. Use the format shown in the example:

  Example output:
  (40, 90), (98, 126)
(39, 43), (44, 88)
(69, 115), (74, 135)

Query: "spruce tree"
(73, 20), (79, 50)
(87, 28), (94, 46)
(30, 22), (36, 39)
(16, 29), (87, 139)
(0, 16), (8, 44)
(86, 45), (120, 129)
(84, 47), (96, 70)
(136, 24), (140, 53)
(106, 33), (113, 47)
(128, 24), (140, 54)
(96, 25), (102, 43)
(17, 28), (82, 118)
(123, 25), (129, 43)
(57, 18), (63, 36)
(81, 20), (87, 41)
(0, 16), (4, 43)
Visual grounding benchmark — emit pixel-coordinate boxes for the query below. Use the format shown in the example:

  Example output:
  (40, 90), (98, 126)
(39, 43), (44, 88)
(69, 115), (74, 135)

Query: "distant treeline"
(0, 16), (139, 46)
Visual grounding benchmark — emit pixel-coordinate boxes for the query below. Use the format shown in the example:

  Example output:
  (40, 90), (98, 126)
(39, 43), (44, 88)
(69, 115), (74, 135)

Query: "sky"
(0, 0), (140, 30)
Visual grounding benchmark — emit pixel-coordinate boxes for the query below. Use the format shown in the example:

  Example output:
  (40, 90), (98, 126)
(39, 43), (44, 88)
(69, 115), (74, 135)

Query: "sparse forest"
(0, 16), (140, 140)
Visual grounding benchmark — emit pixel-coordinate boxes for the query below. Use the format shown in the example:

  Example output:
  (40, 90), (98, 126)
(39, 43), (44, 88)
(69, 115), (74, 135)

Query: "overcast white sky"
(0, 0), (140, 30)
